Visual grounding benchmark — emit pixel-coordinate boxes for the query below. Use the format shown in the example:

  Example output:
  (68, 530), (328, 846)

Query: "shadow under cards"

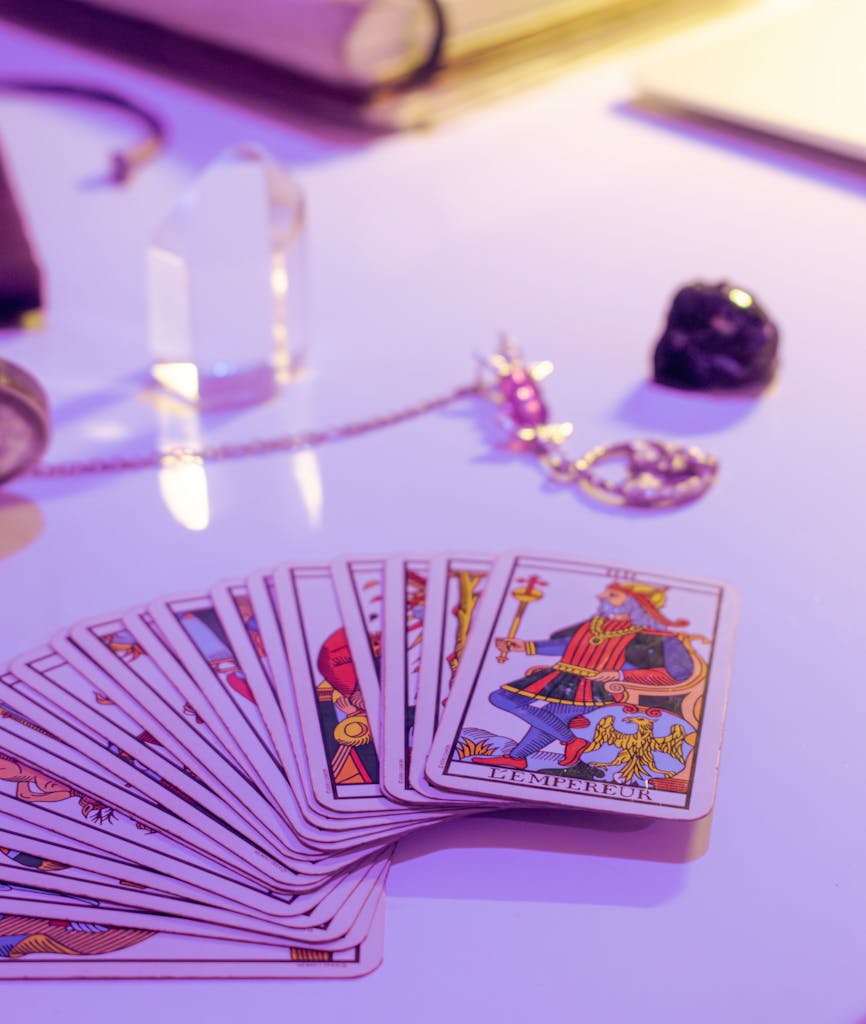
(389, 805), (711, 908)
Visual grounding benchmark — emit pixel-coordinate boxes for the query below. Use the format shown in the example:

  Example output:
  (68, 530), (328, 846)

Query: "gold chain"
(29, 383), (482, 479)
(9, 341), (719, 508)
(587, 615), (644, 646)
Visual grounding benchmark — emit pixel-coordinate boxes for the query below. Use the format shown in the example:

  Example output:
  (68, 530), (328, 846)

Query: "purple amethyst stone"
(652, 282), (779, 390)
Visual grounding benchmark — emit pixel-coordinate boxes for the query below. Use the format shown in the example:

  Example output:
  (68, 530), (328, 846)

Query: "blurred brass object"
(0, 358), (50, 484)
(0, 493), (43, 557)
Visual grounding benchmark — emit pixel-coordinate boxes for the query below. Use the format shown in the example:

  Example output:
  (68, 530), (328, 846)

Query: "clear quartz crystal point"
(148, 144), (306, 407)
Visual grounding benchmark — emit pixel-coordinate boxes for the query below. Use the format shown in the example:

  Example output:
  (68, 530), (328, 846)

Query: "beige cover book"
(1, 0), (749, 127)
(70, 0), (741, 92)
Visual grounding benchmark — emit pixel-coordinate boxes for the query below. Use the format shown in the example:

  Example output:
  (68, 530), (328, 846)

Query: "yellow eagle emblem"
(583, 715), (696, 785)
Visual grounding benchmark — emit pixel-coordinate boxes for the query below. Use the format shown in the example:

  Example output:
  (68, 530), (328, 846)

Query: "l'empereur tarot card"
(426, 553), (738, 820)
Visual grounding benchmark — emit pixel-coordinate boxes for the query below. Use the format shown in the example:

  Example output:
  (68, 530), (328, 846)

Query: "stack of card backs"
(0, 552), (736, 978)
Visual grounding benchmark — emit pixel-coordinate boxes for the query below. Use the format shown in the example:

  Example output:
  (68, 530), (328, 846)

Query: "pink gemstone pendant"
(482, 339), (573, 453)
(481, 339), (718, 510)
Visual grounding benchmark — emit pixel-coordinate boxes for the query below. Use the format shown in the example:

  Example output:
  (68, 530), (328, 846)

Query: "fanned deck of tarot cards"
(0, 552), (737, 978)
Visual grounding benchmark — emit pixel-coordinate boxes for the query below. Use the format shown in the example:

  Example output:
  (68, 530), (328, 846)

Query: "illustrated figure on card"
(341, 561), (386, 675)
(0, 880), (93, 905)
(0, 704), (147, 828)
(100, 629), (145, 663)
(1, 848), (65, 872)
(0, 751), (77, 804)
(93, 622), (206, 729)
(179, 612), (256, 703)
(468, 580), (707, 790)
(316, 628), (379, 786)
(0, 915), (151, 959)
(403, 569), (426, 736)
(0, 749), (125, 824)
(444, 568), (486, 695)
(233, 593), (267, 659)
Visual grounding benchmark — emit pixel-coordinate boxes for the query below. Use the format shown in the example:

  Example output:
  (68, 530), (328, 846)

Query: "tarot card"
(0, 776), (392, 945)
(378, 555), (432, 805)
(0, 849), (390, 948)
(406, 553), (500, 806)
(0, 821), (167, 917)
(0, 776), (282, 920)
(0, 894), (295, 951)
(0, 668), (315, 893)
(214, 577), (404, 847)
(0, 890), (385, 978)
(0, 884), (331, 948)
(68, 612), (371, 876)
(5, 649), (335, 886)
(215, 576), (344, 839)
(0, 774), (367, 930)
(241, 571), (441, 844)
(274, 562), (389, 812)
(210, 579), (310, 807)
(330, 556), (386, 741)
(273, 562), (445, 827)
(426, 553), (738, 820)
(0, 795), (324, 942)
(144, 590), (383, 861)
(64, 614), (312, 861)
(10, 644), (302, 871)
(329, 557), (457, 822)
(147, 591), (303, 815)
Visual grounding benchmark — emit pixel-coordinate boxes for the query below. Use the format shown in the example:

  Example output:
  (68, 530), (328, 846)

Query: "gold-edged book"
(0, 0), (747, 129)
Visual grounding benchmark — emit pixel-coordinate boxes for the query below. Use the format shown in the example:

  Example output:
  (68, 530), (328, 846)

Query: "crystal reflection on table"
(153, 395), (324, 532)
(156, 396), (211, 532)
(148, 144), (306, 409)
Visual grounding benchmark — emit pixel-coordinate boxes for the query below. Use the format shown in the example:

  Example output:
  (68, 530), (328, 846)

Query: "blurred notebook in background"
(636, 0), (866, 163)
(0, 0), (745, 129)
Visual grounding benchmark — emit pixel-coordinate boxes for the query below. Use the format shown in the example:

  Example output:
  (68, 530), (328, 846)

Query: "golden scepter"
(447, 571), (484, 680)
(497, 575), (546, 662)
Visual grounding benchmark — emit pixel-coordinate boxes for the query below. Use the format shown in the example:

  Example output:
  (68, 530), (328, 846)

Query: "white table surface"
(1, 2), (865, 1021)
